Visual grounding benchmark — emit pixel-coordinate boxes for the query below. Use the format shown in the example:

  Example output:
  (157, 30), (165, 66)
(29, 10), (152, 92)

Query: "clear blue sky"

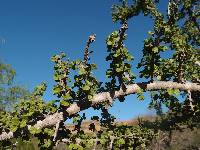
(0, 0), (168, 121)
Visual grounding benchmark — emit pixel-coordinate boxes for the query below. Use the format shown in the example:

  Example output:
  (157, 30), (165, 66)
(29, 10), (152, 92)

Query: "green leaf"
(117, 138), (125, 145)
(88, 94), (93, 100)
(69, 144), (83, 150)
(148, 31), (154, 35)
(53, 74), (60, 81)
(51, 55), (59, 62)
(152, 47), (159, 53)
(29, 127), (42, 135)
(127, 55), (133, 61)
(60, 100), (70, 107)
(60, 52), (66, 58)
(106, 70), (112, 77)
(163, 46), (168, 51)
(164, 27), (170, 33)
(63, 93), (72, 100)
(167, 89), (180, 96)
(136, 89), (143, 94)
(100, 138), (107, 145)
(82, 85), (90, 91)
(116, 67), (122, 73)
(136, 89), (145, 100)
(157, 75), (161, 80)
(53, 86), (61, 95)
(44, 128), (54, 136)
(73, 116), (80, 124)
(79, 67), (86, 75)
(90, 63), (97, 70)
(107, 40), (113, 46)
(138, 95), (145, 101)
(10, 125), (18, 132)
(48, 99), (59, 105)
(43, 139), (52, 148)
(20, 120), (27, 128)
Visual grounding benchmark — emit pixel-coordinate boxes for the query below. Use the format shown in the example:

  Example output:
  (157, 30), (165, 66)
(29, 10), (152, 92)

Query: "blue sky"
(0, 0), (168, 121)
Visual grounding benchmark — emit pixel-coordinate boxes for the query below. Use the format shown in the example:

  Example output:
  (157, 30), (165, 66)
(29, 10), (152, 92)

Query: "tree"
(0, 62), (29, 111)
(0, 0), (199, 149)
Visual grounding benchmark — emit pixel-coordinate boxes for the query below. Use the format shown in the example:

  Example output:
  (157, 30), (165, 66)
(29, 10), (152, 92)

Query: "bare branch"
(195, 61), (200, 67)
(0, 131), (13, 141)
(93, 137), (98, 150)
(109, 136), (115, 150)
(53, 121), (61, 142)
(188, 90), (195, 111)
(34, 112), (64, 129)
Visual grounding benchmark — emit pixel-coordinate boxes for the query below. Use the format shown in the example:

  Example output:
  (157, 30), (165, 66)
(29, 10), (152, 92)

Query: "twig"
(109, 136), (115, 150)
(84, 34), (96, 65)
(93, 136), (98, 150)
(53, 121), (61, 142)
(188, 90), (195, 112)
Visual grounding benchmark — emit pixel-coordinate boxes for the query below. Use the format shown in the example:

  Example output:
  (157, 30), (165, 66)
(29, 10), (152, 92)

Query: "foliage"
(0, 0), (199, 149)
(51, 51), (100, 108)
(0, 62), (29, 111)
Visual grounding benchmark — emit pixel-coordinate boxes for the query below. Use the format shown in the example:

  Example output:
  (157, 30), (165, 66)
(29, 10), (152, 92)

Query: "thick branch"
(0, 81), (200, 141)
(0, 131), (13, 141)
(195, 61), (200, 67)
(0, 112), (64, 141)
(34, 112), (64, 129)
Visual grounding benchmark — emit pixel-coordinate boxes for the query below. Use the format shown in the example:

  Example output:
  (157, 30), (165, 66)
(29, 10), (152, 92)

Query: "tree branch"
(84, 34), (96, 65)
(187, 90), (195, 112)
(34, 112), (64, 129)
(53, 121), (61, 142)
(0, 81), (200, 141)
(109, 136), (115, 150)
(0, 131), (13, 141)
(195, 61), (200, 67)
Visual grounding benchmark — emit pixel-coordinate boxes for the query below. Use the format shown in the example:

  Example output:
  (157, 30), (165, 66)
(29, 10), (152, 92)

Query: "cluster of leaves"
(137, 0), (200, 133)
(99, 125), (156, 150)
(136, 0), (199, 83)
(112, 0), (200, 127)
(59, 122), (156, 150)
(51, 52), (100, 109)
(112, 0), (159, 23)
(105, 23), (135, 93)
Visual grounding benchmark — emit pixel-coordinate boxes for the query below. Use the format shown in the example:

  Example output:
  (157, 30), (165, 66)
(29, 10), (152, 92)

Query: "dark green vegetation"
(0, 0), (200, 149)
(3, 117), (200, 150)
